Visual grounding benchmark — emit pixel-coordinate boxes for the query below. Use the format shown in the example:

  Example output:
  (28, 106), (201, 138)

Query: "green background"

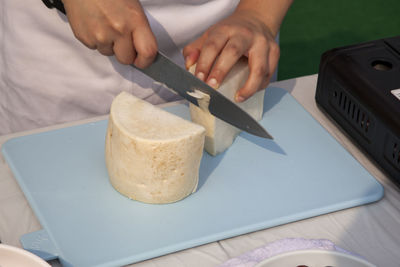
(278, 0), (400, 80)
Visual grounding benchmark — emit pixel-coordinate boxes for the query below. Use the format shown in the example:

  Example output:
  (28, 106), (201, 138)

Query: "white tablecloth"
(1, 74), (400, 266)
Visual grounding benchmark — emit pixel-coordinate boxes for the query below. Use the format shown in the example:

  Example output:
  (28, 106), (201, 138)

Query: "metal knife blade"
(132, 52), (273, 139)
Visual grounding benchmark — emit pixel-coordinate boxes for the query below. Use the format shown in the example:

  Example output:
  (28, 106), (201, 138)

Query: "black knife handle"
(42, 0), (66, 15)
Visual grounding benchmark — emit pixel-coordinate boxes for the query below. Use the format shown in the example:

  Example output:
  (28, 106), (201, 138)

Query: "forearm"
(235, 0), (293, 37)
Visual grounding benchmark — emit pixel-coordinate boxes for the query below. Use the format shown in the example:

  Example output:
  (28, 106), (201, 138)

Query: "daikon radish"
(189, 58), (265, 156)
(105, 92), (205, 204)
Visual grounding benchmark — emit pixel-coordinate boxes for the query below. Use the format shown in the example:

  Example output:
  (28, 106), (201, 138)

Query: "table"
(1, 74), (400, 267)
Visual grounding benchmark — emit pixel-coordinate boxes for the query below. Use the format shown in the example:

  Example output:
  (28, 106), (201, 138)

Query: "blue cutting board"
(2, 86), (383, 267)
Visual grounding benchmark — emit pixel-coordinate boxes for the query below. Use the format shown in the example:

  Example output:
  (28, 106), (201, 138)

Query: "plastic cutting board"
(1, 86), (384, 267)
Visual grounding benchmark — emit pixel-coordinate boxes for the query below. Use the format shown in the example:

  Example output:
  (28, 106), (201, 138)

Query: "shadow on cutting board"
(240, 86), (288, 155)
(197, 151), (226, 190)
(198, 86), (290, 190)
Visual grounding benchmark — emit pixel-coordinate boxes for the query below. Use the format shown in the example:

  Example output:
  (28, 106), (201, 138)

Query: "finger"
(76, 35), (97, 50)
(235, 44), (269, 102)
(267, 41), (280, 81)
(183, 37), (204, 69)
(97, 40), (114, 56)
(69, 23), (98, 50)
(206, 36), (250, 88)
(195, 32), (229, 81)
(132, 26), (158, 69)
(93, 27), (115, 56)
(185, 50), (200, 70)
(113, 34), (136, 65)
(259, 42), (280, 89)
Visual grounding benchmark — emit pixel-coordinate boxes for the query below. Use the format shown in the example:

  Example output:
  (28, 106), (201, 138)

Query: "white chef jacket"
(0, 0), (240, 134)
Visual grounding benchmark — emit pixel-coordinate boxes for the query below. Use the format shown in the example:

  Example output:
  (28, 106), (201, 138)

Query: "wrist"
(234, 8), (280, 38)
(235, 0), (293, 38)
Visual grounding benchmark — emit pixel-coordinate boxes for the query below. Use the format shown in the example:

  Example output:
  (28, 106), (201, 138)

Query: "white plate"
(254, 249), (376, 267)
(0, 244), (50, 267)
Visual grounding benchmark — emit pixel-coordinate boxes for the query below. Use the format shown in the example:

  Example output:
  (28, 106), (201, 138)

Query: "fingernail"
(196, 72), (205, 81)
(235, 94), (245, 102)
(207, 78), (218, 89)
(185, 56), (192, 69)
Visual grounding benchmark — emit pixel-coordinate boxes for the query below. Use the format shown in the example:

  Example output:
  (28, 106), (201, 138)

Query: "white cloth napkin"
(219, 238), (353, 267)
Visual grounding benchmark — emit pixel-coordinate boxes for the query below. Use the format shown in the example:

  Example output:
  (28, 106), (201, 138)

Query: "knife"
(43, 0), (273, 139)
(133, 52), (273, 139)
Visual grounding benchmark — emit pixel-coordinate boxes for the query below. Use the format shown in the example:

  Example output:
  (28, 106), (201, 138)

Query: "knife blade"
(43, 0), (272, 139)
(132, 52), (273, 139)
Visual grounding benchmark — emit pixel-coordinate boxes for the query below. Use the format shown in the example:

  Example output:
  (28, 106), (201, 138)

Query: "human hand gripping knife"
(41, 0), (272, 139)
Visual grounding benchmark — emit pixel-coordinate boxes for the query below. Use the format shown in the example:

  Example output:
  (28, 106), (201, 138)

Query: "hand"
(62, 0), (157, 68)
(183, 10), (280, 103)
